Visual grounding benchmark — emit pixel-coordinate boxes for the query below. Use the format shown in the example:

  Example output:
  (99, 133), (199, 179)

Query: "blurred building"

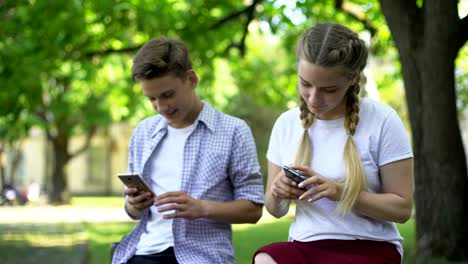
(2, 123), (133, 196)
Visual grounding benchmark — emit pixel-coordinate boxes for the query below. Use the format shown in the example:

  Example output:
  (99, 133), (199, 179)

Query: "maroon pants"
(253, 239), (401, 264)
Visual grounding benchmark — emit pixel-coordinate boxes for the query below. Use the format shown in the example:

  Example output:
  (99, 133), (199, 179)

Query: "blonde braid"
(294, 97), (314, 167)
(296, 23), (369, 214)
(338, 84), (367, 214)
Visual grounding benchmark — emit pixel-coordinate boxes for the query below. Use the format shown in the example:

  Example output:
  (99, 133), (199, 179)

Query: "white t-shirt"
(267, 98), (413, 256)
(135, 124), (194, 255)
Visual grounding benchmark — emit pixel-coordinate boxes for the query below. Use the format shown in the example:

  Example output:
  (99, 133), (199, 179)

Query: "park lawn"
(2, 217), (467, 264)
(0, 223), (88, 264)
(70, 196), (124, 208)
(81, 222), (137, 264)
(83, 218), (468, 264)
(2, 195), (467, 264)
(82, 219), (296, 264)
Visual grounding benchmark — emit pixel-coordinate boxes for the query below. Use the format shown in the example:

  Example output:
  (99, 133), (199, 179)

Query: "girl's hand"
(290, 165), (344, 203)
(270, 168), (305, 200)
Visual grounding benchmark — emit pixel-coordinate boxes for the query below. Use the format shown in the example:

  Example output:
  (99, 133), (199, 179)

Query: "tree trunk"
(8, 145), (23, 187)
(0, 141), (5, 189)
(0, 163), (4, 190)
(48, 135), (70, 205)
(380, 0), (468, 261)
(105, 130), (113, 196)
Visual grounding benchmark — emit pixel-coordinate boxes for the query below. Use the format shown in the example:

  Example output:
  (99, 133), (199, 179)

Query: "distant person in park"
(253, 23), (414, 264)
(112, 37), (264, 264)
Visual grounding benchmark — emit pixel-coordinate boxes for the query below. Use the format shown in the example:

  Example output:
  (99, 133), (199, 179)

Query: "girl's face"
(297, 59), (354, 120)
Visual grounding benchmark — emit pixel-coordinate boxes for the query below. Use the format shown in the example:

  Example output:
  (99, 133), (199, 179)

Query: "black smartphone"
(117, 173), (155, 196)
(282, 165), (308, 184)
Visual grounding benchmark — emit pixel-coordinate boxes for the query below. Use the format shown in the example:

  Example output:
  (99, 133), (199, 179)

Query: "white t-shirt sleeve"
(266, 114), (284, 167)
(377, 110), (413, 166)
(267, 109), (304, 167)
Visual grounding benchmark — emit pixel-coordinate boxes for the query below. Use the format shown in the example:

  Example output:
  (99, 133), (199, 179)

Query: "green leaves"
(4, 0), (463, 154)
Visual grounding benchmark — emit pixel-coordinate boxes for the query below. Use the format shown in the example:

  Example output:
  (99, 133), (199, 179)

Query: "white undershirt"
(135, 124), (194, 255)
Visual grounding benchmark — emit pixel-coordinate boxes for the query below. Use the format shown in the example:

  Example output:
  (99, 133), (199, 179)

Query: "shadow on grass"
(83, 219), (294, 264)
(82, 222), (136, 264)
(0, 223), (87, 264)
(3, 218), (467, 264)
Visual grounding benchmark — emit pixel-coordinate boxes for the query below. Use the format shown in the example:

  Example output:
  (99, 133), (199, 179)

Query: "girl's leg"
(253, 252), (278, 264)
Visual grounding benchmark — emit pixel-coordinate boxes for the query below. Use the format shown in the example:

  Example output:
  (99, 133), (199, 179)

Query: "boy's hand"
(154, 191), (206, 220)
(125, 187), (155, 211)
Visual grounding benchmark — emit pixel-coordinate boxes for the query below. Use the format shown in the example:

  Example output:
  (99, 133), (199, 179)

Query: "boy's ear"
(186, 69), (198, 87)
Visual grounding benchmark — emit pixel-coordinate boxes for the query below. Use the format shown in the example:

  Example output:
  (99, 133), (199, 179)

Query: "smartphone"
(282, 165), (308, 184)
(117, 173), (155, 196)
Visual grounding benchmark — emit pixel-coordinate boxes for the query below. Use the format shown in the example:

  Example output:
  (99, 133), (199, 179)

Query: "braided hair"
(294, 23), (368, 214)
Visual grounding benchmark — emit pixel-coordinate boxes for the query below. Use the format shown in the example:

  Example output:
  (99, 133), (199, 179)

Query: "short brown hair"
(131, 37), (193, 81)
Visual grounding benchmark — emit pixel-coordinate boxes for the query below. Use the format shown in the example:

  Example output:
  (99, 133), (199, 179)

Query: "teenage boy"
(112, 37), (264, 264)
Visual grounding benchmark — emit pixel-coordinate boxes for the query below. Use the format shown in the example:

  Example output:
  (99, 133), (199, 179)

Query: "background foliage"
(1, 0), (467, 262)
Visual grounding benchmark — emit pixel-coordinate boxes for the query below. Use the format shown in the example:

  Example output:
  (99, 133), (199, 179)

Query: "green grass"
(398, 219), (417, 263)
(84, 217), (468, 264)
(2, 196), (468, 264)
(83, 222), (136, 264)
(0, 223), (87, 264)
(4, 218), (466, 264)
(233, 216), (294, 263)
(81, 219), (295, 264)
(70, 196), (124, 208)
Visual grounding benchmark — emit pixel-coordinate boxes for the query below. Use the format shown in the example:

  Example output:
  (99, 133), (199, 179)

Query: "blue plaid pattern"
(112, 102), (264, 264)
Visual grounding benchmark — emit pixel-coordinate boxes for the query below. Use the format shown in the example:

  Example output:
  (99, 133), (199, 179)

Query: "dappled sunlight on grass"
(2, 232), (87, 247)
(83, 222), (136, 243)
(84, 222), (136, 264)
(2, 197), (466, 264)
(70, 196), (124, 208)
(0, 223), (87, 264)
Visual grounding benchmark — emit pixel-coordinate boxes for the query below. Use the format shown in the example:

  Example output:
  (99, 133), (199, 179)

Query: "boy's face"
(141, 70), (202, 128)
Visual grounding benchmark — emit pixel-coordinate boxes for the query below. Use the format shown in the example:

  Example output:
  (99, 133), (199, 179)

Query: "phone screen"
(117, 173), (155, 196)
(282, 166), (308, 184)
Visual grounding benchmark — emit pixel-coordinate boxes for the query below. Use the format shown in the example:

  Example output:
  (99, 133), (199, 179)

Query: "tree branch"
(238, 0), (258, 56)
(69, 126), (97, 158)
(457, 14), (468, 51)
(210, 0), (263, 30)
(85, 45), (142, 58)
(335, 0), (377, 37)
(213, 0), (262, 57)
(210, 8), (251, 29)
